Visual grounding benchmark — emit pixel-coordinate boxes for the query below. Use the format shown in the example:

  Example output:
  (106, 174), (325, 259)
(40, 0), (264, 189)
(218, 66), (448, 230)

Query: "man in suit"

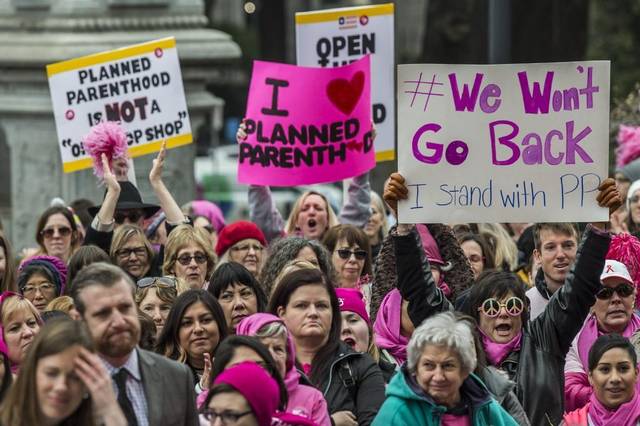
(71, 262), (198, 426)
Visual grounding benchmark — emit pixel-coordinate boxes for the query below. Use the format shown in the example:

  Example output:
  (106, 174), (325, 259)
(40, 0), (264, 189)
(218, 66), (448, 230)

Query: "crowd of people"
(2, 120), (640, 426)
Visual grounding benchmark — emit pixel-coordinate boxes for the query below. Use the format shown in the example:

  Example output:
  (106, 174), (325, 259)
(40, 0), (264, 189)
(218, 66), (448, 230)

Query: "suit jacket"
(138, 349), (198, 426)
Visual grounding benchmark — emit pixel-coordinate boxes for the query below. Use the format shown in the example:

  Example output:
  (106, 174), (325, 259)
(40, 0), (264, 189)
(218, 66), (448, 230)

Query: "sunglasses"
(136, 277), (177, 288)
(478, 296), (525, 318)
(114, 210), (143, 224)
(40, 226), (72, 239)
(175, 253), (208, 266)
(336, 249), (367, 261)
(596, 283), (635, 300)
(115, 246), (147, 259)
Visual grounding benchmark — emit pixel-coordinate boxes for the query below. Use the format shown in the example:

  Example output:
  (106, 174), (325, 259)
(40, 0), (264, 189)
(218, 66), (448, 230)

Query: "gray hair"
(259, 236), (336, 294)
(407, 312), (477, 374)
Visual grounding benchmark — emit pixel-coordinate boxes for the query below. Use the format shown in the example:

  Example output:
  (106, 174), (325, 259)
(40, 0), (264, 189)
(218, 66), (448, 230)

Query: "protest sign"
(296, 3), (394, 162)
(397, 61), (610, 224)
(47, 37), (192, 173)
(238, 56), (374, 186)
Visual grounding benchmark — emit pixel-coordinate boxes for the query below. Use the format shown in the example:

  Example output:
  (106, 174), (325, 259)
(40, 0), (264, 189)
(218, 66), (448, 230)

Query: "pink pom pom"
(607, 233), (640, 307)
(616, 124), (640, 168)
(82, 121), (129, 178)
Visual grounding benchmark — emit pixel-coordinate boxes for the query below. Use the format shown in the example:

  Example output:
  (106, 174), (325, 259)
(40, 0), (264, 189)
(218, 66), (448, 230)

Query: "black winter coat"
(395, 224), (610, 425)
(317, 342), (386, 426)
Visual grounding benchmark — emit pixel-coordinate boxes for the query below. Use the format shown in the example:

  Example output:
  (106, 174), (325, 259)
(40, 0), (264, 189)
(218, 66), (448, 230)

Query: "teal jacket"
(373, 367), (519, 426)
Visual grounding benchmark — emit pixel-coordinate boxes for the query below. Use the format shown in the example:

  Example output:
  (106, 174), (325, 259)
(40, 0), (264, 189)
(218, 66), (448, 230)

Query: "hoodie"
(235, 313), (331, 426)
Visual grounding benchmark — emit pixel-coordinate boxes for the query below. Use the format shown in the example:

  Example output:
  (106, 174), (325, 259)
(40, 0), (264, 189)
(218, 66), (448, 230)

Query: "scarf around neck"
(578, 314), (640, 368)
(588, 388), (640, 426)
(479, 327), (522, 366)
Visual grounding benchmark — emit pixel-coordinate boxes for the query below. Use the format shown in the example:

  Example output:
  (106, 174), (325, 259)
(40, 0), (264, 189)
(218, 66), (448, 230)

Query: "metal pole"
(488, 0), (511, 64)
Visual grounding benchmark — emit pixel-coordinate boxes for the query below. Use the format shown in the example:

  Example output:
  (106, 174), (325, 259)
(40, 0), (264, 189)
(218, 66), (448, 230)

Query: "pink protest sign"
(238, 56), (374, 186)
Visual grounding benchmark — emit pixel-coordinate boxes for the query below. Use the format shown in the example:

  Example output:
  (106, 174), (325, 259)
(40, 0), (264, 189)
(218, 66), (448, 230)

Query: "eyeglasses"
(230, 244), (263, 254)
(40, 226), (72, 239)
(596, 283), (635, 300)
(336, 249), (367, 261)
(115, 246), (147, 259)
(201, 409), (252, 425)
(136, 277), (177, 289)
(630, 195), (640, 204)
(114, 210), (143, 224)
(22, 283), (56, 296)
(478, 297), (525, 318)
(175, 253), (208, 266)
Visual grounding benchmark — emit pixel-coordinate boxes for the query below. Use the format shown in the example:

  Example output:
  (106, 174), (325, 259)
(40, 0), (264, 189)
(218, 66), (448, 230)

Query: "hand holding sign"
(383, 173), (408, 218)
(238, 56), (374, 186)
(594, 178), (622, 227)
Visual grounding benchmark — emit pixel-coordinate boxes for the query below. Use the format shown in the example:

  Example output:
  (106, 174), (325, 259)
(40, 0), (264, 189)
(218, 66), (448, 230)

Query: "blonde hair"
(163, 225), (216, 279)
(285, 191), (338, 237)
(271, 259), (318, 296)
(477, 223), (518, 271)
(1, 296), (42, 327)
(110, 224), (154, 263)
(45, 296), (74, 313)
(370, 191), (389, 240)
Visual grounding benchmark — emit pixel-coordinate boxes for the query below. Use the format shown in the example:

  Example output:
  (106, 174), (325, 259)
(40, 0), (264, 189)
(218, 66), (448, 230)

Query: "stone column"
(0, 0), (240, 251)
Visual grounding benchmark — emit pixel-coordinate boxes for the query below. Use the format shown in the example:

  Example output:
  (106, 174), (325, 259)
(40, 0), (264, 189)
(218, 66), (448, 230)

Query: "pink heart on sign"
(326, 71), (365, 115)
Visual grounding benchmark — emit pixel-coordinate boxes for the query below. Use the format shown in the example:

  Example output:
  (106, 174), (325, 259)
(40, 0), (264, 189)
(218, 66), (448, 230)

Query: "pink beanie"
(191, 200), (226, 233)
(213, 361), (279, 426)
(335, 288), (370, 325)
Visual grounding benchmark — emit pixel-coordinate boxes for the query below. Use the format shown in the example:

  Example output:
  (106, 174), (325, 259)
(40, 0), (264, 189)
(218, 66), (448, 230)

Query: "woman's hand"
(236, 119), (247, 143)
(74, 348), (127, 426)
(199, 352), (212, 391)
(102, 154), (120, 195)
(112, 157), (130, 182)
(149, 141), (167, 187)
(331, 411), (357, 426)
(383, 172), (408, 218)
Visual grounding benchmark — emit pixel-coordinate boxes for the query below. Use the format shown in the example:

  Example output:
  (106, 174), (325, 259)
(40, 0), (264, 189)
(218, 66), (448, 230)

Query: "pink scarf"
(588, 389), (640, 426)
(479, 328), (522, 366)
(373, 289), (409, 365)
(578, 314), (640, 368)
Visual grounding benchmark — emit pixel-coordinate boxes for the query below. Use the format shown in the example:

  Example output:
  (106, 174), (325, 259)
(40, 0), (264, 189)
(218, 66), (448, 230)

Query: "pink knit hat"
(335, 288), (370, 325)
(213, 361), (279, 426)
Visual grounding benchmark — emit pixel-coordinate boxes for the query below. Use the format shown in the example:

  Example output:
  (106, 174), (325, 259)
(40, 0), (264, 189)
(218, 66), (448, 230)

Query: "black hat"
(88, 181), (160, 219)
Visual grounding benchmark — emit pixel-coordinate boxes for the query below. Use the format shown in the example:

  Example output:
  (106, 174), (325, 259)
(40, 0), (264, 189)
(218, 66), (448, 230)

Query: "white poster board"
(47, 37), (192, 173)
(296, 3), (395, 162)
(397, 61), (610, 223)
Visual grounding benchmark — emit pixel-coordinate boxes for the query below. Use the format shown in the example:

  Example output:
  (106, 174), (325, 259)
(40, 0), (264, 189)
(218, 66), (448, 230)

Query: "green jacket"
(372, 368), (519, 426)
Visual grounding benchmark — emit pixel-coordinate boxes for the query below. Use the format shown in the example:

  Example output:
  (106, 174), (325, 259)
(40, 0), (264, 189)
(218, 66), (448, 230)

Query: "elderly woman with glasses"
(163, 225), (216, 290)
(17, 256), (67, 313)
(215, 221), (267, 278)
(565, 259), (640, 412)
(373, 312), (518, 425)
(110, 224), (159, 280)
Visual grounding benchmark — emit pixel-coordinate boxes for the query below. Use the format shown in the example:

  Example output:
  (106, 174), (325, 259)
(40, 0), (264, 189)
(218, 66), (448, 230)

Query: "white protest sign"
(397, 61), (610, 223)
(47, 37), (192, 173)
(296, 3), (395, 162)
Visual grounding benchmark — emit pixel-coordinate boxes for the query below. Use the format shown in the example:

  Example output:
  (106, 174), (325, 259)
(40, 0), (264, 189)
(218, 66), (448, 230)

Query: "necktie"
(113, 368), (139, 426)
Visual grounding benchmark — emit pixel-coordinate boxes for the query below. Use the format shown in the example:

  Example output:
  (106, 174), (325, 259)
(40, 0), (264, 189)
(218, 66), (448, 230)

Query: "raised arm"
(149, 141), (188, 224)
(530, 178), (621, 356)
(383, 173), (452, 326)
(339, 172), (372, 227)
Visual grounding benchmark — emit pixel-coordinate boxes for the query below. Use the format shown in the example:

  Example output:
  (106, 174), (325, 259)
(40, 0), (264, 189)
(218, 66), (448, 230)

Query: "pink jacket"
(236, 313), (331, 426)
